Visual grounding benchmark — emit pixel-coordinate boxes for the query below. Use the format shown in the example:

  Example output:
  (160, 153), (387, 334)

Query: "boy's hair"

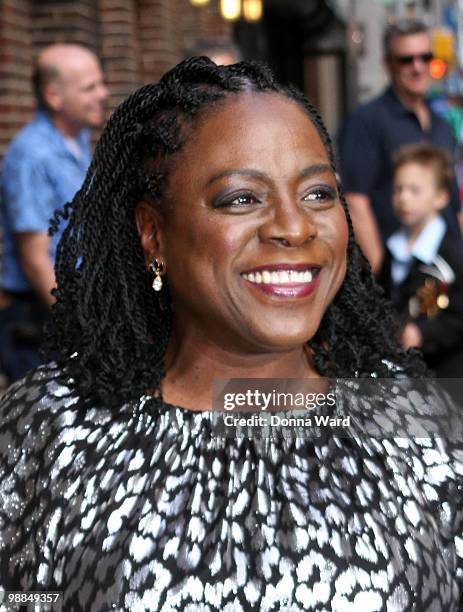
(392, 142), (453, 191)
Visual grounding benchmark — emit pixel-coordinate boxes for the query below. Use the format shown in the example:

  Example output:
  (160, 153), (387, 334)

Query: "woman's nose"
(258, 198), (317, 247)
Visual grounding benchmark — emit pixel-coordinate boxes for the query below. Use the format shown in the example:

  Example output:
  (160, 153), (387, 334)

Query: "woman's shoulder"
(338, 371), (463, 479)
(0, 363), (86, 588)
(0, 363), (84, 468)
(1, 362), (78, 423)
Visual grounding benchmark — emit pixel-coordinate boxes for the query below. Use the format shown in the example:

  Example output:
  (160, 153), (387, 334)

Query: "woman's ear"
(135, 201), (164, 263)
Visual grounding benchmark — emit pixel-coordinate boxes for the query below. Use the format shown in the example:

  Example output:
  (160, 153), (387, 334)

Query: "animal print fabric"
(0, 364), (462, 611)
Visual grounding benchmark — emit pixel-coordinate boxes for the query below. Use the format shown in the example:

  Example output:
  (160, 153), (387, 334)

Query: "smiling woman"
(135, 92), (349, 406)
(0, 58), (462, 611)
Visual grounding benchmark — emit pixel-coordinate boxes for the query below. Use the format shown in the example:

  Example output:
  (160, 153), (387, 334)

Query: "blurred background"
(1, 0), (463, 155)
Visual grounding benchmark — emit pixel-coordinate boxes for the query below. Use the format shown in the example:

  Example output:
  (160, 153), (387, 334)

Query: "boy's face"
(392, 162), (448, 231)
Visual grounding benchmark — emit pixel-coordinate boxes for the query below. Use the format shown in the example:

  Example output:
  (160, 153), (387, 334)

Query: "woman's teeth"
(242, 269), (314, 284)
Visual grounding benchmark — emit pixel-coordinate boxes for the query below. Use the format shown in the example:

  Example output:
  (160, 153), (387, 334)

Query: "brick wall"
(31, 0), (100, 51)
(0, 0), (34, 155)
(0, 0), (233, 159)
(98, 0), (140, 109)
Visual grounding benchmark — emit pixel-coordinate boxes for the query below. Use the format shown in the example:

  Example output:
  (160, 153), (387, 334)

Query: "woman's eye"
(303, 186), (337, 204)
(214, 192), (260, 208)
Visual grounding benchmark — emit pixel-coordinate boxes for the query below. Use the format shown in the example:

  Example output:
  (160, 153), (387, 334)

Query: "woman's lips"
(241, 266), (321, 298)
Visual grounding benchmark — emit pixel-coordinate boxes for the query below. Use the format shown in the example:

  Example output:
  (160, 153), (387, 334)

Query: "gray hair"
(383, 18), (429, 58)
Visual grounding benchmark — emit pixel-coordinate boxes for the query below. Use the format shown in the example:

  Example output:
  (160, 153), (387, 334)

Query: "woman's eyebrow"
(206, 163), (333, 186)
(299, 163), (333, 178)
(206, 169), (268, 186)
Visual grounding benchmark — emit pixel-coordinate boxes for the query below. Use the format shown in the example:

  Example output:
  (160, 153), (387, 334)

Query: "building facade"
(0, 0), (233, 159)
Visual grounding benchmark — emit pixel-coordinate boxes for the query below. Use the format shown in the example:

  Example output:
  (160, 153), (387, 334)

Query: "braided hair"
(46, 57), (426, 406)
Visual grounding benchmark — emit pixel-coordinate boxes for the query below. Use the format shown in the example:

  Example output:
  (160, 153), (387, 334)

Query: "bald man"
(0, 44), (108, 382)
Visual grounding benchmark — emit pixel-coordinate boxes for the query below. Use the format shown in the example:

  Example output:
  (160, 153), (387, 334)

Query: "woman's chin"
(248, 323), (319, 353)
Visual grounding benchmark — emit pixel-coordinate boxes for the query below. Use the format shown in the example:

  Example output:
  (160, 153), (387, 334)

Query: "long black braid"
(45, 57), (426, 406)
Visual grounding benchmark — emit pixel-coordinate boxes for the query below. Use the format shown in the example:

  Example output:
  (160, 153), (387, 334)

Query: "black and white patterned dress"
(0, 363), (462, 611)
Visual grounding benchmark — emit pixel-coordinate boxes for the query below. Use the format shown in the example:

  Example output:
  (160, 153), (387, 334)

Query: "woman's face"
(137, 92), (348, 354)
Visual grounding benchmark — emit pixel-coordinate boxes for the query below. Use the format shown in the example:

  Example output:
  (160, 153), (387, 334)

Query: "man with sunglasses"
(339, 18), (461, 273)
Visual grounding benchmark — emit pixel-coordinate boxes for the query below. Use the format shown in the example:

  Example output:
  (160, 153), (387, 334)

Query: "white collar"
(387, 215), (446, 264)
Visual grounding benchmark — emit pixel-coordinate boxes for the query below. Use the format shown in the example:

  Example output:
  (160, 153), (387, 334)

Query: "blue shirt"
(387, 215), (447, 284)
(338, 88), (461, 241)
(1, 111), (90, 292)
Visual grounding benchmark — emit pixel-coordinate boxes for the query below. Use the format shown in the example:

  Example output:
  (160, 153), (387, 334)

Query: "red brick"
(0, 0), (235, 162)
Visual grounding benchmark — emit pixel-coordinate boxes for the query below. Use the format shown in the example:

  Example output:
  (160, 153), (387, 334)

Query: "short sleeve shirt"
(338, 88), (461, 241)
(0, 111), (91, 292)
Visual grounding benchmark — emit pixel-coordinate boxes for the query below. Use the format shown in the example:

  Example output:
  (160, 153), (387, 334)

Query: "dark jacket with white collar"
(378, 223), (463, 377)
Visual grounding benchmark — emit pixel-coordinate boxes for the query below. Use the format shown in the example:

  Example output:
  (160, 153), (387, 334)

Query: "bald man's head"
(32, 44), (108, 135)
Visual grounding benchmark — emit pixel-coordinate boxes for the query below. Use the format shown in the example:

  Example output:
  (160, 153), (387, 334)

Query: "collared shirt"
(387, 215), (446, 284)
(338, 87), (461, 241)
(1, 111), (90, 292)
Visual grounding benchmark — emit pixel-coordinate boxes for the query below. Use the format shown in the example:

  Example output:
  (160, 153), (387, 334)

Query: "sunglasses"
(392, 53), (434, 65)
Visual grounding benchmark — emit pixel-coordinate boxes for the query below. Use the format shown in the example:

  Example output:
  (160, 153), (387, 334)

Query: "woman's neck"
(161, 330), (319, 411)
